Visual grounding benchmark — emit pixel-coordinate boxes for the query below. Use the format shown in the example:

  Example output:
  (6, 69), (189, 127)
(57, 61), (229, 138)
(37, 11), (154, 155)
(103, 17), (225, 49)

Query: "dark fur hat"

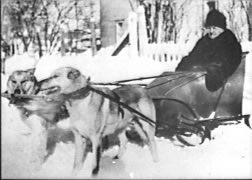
(205, 9), (226, 29)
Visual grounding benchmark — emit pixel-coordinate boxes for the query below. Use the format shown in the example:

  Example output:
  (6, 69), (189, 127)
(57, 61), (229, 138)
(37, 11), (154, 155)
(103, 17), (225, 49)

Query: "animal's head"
(7, 68), (38, 95)
(39, 67), (90, 95)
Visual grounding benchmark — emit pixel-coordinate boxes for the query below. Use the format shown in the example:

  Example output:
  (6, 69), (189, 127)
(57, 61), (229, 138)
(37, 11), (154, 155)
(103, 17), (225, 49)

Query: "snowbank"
(4, 53), (39, 75)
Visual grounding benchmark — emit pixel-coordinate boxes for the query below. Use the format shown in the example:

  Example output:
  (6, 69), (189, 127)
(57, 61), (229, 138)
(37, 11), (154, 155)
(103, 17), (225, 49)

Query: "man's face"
(206, 26), (224, 39)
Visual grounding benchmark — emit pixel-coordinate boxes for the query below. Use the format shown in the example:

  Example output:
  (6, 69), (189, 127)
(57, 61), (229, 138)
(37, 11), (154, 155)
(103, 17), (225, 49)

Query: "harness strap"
(112, 72), (189, 84)
(92, 72), (192, 87)
(62, 86), (90, 100)
(146, 72), (194, 90)
(1, 92), (49, 100)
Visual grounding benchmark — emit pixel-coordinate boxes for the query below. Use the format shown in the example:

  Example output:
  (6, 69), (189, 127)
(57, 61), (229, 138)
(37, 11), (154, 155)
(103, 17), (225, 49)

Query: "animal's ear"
(26, 68), (36, 75)
(87, 76), (91, 82)
(67, 68), (81, 79)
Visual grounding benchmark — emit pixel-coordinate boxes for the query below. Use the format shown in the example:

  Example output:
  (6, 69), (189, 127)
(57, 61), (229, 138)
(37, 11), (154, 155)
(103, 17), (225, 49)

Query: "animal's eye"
(11, 80), (17, 84)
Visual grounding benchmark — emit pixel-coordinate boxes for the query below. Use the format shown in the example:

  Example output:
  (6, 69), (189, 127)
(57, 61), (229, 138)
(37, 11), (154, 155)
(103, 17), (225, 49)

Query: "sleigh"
(144, 52), (250, 146)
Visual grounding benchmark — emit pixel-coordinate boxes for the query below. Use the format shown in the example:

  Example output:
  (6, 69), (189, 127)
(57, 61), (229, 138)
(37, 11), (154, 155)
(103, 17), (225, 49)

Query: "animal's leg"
(26, 115), (48, 171)
(137, 100), (159, 162)
(134, 121), (159, 162)
(72, 129), (88, 174)
(90, 136), (102, 176)
(102, 135), (110, 150)
(145, 124), (159, 162)
(114, 130), (128, 160)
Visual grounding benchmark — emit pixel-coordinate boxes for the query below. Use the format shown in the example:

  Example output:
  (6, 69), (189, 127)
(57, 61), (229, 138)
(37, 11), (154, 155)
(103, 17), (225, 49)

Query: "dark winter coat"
(175, 29), (242, 91)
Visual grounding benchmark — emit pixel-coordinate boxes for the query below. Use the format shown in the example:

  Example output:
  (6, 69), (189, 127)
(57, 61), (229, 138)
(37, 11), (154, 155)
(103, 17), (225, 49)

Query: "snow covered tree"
(5, 0), (100, 56)
(8, 0), (41, 52)
(240, 0), (252, 41)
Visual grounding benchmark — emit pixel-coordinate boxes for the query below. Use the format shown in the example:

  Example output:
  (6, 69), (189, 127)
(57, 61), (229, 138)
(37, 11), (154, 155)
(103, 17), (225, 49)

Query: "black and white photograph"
(1, 0), (252, 178)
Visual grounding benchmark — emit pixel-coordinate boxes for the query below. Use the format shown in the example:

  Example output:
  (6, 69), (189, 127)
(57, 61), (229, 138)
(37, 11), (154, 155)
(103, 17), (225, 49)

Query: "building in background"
(100, 0), (138, 47)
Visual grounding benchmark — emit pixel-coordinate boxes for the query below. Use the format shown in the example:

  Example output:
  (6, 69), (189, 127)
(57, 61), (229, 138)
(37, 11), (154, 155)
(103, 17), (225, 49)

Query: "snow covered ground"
(1, 50), (252, 179)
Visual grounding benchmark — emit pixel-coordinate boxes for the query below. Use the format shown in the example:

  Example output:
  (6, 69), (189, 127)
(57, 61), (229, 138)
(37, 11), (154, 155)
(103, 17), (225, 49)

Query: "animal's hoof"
(92, 167), (99, 176)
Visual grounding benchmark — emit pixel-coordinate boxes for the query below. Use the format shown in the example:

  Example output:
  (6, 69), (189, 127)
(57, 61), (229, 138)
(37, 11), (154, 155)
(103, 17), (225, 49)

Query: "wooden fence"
(144, 42), (194, 67)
